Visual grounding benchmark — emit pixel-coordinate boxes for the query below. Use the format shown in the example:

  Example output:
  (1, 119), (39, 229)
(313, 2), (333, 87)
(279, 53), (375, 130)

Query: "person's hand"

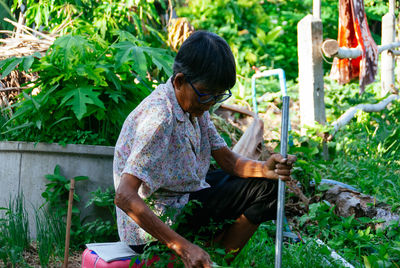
(262, 153), (297, 181)
(170, 239), (212, 268)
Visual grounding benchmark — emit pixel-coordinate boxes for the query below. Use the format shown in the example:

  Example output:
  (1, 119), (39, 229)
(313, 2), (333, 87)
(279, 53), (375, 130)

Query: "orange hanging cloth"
(330, 0), (378, 93)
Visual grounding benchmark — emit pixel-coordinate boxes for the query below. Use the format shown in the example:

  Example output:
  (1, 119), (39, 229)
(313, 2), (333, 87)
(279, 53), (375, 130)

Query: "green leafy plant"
(0, 32), (174, 145)
(79, 187), (119, 243)
(41, 165), (120, 247)
(41, 165), (88, 248)
(0, 192), (30, 267)
(295, 202), (400, 266)
(232, 221), (345, 268)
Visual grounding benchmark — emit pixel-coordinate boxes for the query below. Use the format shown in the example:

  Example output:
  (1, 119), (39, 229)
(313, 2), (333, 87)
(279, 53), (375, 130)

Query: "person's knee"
(244, 200), (277, 224)
(243, 180), (279, 224)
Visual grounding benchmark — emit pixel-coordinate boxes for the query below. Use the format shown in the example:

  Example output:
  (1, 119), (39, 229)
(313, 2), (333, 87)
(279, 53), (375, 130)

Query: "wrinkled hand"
(263, 154), (297, 181)
(171, 240), (212, 268)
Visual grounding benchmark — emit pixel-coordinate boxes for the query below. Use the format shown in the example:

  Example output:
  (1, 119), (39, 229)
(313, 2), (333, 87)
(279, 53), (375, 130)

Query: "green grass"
(233, 223), (348, 268)
(35, 207), (66, 267)
(0, 192), (30, 266)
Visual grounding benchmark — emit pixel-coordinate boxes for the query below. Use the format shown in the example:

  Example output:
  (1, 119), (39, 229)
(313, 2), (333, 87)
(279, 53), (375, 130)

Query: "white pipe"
(315, 239), (355, 268)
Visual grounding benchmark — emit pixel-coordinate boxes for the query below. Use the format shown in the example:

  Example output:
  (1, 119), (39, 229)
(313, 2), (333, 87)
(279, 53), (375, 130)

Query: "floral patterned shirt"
(113, 77), (227, 245)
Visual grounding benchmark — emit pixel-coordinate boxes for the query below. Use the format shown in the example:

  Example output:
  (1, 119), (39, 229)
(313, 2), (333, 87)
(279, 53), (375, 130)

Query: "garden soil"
(0, 245), (82, 267)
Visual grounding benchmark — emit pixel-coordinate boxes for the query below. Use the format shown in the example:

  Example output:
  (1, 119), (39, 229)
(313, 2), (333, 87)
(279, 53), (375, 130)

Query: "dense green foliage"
(283, 80), (400, 266)
(292, 79), (400, 206)
(0, 32), (173, 145)
(1, 0), (174, 145)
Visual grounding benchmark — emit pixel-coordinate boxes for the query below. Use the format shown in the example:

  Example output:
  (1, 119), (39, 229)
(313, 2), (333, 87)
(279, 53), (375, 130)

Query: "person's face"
(173, 73), (226, 117)
(185, 81), (219, 117)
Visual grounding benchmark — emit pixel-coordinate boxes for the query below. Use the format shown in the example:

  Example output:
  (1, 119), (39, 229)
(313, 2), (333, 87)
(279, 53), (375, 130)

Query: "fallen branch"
(324, 186), (399, 229)
(330, 94), (400, 136)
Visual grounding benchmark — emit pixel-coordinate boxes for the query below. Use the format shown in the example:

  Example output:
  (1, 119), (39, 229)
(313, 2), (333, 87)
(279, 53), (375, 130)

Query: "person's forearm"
(115, 186), (188, 251)
(115, 174), (212, 266)
(232, 156), (265, 178)
(213, 147), (265, 178)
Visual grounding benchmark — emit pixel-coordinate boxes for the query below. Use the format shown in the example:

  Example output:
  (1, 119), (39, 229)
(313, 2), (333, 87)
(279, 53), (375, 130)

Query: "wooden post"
(298, 15), (326, 129)
(381, 0), (396, 96)
(63, 179), (75, 268)
(313, 0), (321, 20)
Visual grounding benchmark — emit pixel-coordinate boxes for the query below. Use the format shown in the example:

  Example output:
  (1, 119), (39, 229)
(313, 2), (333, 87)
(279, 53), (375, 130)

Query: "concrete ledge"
(0, 141), (116, 238)
(0, 141), (115, 156)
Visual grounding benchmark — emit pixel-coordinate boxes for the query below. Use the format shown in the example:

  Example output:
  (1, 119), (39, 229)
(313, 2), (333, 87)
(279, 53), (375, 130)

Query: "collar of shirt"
(166, 77), (201, 156)
(167, 77), (186, 123)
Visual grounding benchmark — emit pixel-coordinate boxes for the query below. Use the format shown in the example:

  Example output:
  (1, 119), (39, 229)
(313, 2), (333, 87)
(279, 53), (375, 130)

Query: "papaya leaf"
(106, 90), (125, 104)
(105, 70), (122, 91)
(115, 30), (141, 44)
(143, 47), (173, 76)
(33, 51), (42, 58)
(113, 42), (173, 79)
(131, 47), (147, 79)
(50, 35), (94, 70)
(113, 42), (147, 78)
(60, 85), (105, 120)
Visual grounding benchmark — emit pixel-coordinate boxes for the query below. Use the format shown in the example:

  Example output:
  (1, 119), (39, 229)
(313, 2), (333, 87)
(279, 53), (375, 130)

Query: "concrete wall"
(0, 141), (115, 238)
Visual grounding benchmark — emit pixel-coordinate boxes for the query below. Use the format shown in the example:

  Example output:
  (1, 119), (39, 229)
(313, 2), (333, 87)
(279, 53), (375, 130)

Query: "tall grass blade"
(0, 192), (30, 266)
(35, 207), (66, 267)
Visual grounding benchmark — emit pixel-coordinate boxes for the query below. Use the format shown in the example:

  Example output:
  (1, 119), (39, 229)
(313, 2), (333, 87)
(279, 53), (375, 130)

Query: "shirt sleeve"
(122, 104), (173, 198)
(205, 112), (227, 151)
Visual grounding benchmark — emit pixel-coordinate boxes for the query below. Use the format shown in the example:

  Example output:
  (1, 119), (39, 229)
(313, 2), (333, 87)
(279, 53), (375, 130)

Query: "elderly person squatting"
(113, 31), (297, 268)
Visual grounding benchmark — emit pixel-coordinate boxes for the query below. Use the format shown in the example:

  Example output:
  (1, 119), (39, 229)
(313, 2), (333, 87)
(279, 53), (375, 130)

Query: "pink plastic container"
(81, 248), (175, 268)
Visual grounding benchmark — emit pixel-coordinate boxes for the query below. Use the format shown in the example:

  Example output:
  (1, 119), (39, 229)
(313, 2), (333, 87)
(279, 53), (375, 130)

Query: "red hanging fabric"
(330, 0), (378, 93)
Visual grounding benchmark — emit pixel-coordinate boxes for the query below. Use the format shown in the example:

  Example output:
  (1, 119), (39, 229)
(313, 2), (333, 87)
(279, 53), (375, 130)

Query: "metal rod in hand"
(274, 96), (290, 268)
(63, 178), (75, 268)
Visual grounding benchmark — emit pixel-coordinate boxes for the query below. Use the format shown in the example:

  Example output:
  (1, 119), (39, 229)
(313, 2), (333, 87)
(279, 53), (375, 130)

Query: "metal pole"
(274, 96), (290, 268)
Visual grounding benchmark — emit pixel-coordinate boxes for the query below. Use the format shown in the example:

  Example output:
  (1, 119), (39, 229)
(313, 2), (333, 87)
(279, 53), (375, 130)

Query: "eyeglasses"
(186, 79), (232, 104)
